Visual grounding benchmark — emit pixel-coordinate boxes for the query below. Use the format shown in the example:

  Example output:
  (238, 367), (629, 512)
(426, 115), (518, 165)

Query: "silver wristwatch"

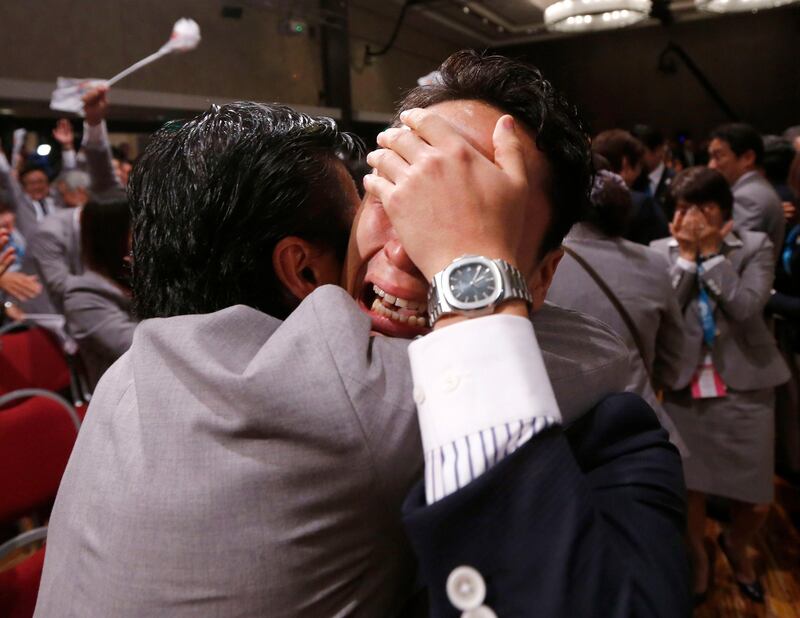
(427, 255), (532, 326)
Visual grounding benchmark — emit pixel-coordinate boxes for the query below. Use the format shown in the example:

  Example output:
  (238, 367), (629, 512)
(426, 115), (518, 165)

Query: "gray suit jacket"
(547, 224), (690, 449)
(63, 270), (136, 391)
(650, 231), (789, 391)
(35, 286), (633, 617)
(20, 207), (83, 314)
(732, 171), (785, 261)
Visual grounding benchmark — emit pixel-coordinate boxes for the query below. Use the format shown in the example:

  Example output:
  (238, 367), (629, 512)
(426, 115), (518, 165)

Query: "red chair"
(0, 532), (46, 618)
(0, 327), (71, 395)
(0, 391), (81, 522)
(0, 391), (80, 618)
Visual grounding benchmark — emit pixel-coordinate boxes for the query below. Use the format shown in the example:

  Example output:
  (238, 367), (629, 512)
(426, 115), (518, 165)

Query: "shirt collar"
(648, 162), (665, 186)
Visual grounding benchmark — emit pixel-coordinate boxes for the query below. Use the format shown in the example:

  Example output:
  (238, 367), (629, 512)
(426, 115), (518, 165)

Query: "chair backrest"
(0, 327), (71, 395)
(0, 395), (79, 522)
(0, 546), (46, 618)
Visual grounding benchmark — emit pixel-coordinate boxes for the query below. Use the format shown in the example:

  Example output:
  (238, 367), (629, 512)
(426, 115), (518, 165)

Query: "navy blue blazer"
(625, 190), (670, 246)
(402, 393), (690, 618)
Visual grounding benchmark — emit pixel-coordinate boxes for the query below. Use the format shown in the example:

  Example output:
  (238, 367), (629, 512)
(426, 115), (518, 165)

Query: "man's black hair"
(631, 124), (665, 151)
(710, 123), (764, 166)
(19, 163), (49, 181)
(665, 166), (734, 221)
(81, 195), (131, 287)
(762, 136), (794, 186)
(592, 129), (644, 174)
(129, 101), (362, 320)
(396, 50), (591, 256)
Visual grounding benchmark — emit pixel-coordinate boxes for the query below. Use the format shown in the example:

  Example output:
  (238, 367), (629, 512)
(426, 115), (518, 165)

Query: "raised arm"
(81, 87), (123, 196)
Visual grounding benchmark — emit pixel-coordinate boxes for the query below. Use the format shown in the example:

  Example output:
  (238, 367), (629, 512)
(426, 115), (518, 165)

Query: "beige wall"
(0, 0), (470, 117)
(349, 2), (466, 114)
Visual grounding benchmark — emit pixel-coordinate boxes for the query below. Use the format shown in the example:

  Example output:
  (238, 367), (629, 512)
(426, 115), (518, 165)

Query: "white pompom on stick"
(50, 18), (201, 114)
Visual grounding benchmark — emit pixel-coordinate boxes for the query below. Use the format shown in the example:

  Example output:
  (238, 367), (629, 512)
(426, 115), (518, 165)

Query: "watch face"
(448, 262), (498, 304)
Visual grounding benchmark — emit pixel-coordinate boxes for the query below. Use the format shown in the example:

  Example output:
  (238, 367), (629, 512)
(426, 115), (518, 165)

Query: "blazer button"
(447, 565), (486, 611)
(462, 606), (498, 618)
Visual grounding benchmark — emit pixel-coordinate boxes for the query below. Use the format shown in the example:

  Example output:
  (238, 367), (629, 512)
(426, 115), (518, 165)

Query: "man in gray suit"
(36, 59), (668, 615)
(20, 89), (123, 316)
(709, 123), (785, 258)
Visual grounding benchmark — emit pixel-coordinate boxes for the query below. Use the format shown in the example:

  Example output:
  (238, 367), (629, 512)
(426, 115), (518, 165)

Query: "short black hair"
(129, 101), (362, 320)
(81, 195), (131, 287)
(666, 166), (734, 220)
(396, 50), (591, 256)
(762, 136), (795, 186)
(584, 153), (633, 238)
(19, 163), (49, 181)
(592, 129), (644, 173)
(631, 124), (665, 151)
(710, 123), (764, 166)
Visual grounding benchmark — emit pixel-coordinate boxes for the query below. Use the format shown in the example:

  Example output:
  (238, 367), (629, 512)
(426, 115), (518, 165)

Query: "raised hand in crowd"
(82, 86), (109, 127)
(52, 118), (75, 152)
(0, 269), (42, 301)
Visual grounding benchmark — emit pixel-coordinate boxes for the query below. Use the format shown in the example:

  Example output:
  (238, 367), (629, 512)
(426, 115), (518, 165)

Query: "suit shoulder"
(648, 236), (674, 255)
(535, 303), (629, 367)
(736, 229), (773, 251)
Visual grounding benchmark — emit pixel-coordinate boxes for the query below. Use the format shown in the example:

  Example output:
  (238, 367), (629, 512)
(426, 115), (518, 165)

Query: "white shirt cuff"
(61, 149), (77, 170)
(676, 257), (697, 273)
(408, 314), (561, 455)
(82, 120), (109, 148)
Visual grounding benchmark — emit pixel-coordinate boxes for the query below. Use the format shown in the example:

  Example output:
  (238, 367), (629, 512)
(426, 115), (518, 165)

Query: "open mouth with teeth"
(360, 282), (429, 337)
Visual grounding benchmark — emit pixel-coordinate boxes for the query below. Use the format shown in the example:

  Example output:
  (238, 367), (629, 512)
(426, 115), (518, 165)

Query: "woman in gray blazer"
(651, 167), (790, 604)
(547, 157), (690, 451)
(63, 195), (136, 391)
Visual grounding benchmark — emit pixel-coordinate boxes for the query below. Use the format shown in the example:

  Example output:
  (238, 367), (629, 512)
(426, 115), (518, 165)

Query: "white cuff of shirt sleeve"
(61, 149), (77, 170)
(676, 256), (697, 273)
(408, 314), (561, 456)
(82, 120), (109, 148)
(699, 255), (725, 271)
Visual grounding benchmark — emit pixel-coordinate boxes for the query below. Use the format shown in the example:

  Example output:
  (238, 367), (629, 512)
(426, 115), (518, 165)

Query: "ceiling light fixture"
(543, 0), (651, 32)
(695, 0), (798, 12)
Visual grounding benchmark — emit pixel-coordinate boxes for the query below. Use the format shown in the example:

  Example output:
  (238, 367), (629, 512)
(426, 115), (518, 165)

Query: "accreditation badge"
(690, 352), (727, 399)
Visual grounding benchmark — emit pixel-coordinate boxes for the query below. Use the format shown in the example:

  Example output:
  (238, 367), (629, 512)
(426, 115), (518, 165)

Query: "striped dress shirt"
(408, 314), (561, 504)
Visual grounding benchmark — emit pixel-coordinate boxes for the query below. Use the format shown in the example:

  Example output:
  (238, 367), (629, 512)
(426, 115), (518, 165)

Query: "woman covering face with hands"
(651, 166), (790, 606)
(670, 195), (735, 265)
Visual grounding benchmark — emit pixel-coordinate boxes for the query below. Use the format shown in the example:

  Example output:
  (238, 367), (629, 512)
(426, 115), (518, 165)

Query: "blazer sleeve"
(653, 262), (690, 390)
(27, 226), (71, 308)
(700, 235), (774, 323)
(81, 121), (123, 197)
(402, 393), (690, 618)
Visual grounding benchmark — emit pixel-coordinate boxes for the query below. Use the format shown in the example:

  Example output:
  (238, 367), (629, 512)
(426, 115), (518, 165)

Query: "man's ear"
(528, 247), (564, 312)
(272, 236), (339, 303)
